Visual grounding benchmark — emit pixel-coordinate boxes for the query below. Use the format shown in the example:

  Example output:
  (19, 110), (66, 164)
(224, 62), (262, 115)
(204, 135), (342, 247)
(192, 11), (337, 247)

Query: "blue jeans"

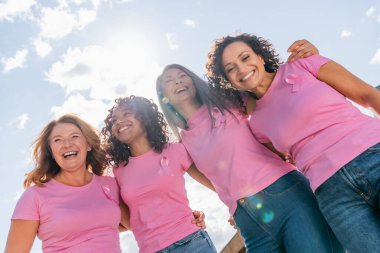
(315, 142), (380, 253)
(155, 229), (217, 253)
(234, 170), (343, 253)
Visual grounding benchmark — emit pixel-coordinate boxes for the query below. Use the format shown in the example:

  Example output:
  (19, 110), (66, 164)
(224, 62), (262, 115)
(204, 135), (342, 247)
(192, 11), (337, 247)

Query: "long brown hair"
(24, 114), (106, 188)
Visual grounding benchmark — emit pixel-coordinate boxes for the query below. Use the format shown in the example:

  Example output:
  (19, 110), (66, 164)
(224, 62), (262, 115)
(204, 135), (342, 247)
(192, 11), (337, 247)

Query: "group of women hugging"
(5, 33), (380, 253)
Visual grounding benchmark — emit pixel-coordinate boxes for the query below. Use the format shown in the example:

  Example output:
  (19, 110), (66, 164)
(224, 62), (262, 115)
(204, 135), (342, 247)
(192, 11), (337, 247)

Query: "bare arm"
(187, 164), (216, 191)
(263, 142), (295, 165)
(287, 39), (319, 62)
(5, 220), (39, 253)
(119, 201), (130, 231)
(245, 95), (257, 115)
(318, 61), (380, 115)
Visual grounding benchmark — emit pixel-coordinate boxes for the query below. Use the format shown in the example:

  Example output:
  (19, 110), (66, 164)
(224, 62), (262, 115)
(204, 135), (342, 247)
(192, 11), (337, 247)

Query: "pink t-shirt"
(180, 106), (295, 215)
(12, 174), (121, 253)
(250, 54), (380, 191)
(113, 143), (199, 253)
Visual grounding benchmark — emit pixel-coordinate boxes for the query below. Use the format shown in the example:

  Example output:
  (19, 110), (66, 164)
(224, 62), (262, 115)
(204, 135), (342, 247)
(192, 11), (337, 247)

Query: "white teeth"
(119, 126), (129, 133)
(63, 151), (78, 158)
(241, 71), (254, 81)
(175, 87), (187, 94)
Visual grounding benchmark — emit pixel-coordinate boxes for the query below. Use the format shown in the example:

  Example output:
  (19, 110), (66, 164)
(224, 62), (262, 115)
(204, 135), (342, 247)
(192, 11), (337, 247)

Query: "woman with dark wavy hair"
(101, 95), (217, 253)
(6, 114), (123, 253)
(206, 33), (380, 253)
(156, 61), (343, 253)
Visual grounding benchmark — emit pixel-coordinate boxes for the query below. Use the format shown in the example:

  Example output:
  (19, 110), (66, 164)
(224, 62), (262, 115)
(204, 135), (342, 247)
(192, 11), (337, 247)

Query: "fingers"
(227, 215), (237, 229)
(287, 39), (319, 62)
(192, 210), (206, 229)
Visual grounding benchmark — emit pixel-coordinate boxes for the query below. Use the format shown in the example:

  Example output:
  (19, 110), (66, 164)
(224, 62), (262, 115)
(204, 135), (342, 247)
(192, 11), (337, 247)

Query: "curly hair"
(24, 114), (107, 188)
(101, 95), (169, 167)
(156, 64), (233, 140)
(205, 33), (283, 111)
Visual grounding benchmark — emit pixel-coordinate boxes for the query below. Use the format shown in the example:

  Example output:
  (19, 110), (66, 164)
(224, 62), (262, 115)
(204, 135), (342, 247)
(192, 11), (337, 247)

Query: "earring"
(162, 97), (170, 104)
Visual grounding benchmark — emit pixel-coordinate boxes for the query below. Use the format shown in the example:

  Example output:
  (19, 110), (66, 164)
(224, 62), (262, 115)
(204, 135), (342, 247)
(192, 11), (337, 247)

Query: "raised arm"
(5, 220), (39, 253)
(318, 61), (380, 115)
(187, 164), (216, 191)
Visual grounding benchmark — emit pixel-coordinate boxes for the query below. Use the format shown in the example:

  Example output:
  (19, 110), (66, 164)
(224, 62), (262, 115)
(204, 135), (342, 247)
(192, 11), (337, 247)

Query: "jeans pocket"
(339, 165), (372, 201)
(173, 230), (202, 246)
(262, 171), (305, 196)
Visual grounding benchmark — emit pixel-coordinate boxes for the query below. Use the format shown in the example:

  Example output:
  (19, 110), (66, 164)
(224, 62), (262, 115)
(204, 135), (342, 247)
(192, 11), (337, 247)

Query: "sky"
(1, 0), (379, 252)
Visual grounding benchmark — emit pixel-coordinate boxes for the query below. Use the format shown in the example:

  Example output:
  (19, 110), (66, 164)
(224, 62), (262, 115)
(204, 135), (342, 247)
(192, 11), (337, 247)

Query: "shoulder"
(285, 55), (331, 72)
(165, 142), (187, 155)
(96, 174), (117, 186)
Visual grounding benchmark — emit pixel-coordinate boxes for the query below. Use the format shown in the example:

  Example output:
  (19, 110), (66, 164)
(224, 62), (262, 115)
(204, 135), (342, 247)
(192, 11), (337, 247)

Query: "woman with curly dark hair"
(156, 63), (343, 253)
(206, 33), (380, 253)
(101, 95), (217, 253)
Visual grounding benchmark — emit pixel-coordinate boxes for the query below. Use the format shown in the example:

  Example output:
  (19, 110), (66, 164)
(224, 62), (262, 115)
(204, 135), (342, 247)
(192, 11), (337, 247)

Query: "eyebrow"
(223, 50), (249, 69)
(50, 131), (81, 139)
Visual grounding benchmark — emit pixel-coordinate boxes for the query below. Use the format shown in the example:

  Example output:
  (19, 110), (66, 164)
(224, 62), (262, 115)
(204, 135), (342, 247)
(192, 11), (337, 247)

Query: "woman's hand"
(287, 39), (319, 62)
(191, 210), (206, 229)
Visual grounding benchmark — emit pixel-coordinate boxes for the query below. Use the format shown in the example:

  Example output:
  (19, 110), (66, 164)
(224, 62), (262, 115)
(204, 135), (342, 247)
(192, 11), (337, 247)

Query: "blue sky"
(1, 0), (379, 252)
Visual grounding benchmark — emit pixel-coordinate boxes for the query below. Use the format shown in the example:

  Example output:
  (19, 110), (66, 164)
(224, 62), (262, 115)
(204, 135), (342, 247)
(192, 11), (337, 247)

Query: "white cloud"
(370, 48), (380, 64)
(1, 49), (28, 73)
(0, 0), (36, 22)
(77, 8), (97, 28)
(377, 14), (380, 22)
(50, 93), (111, 128)
(120, 232), (138, 252)
(185, 176), (236, 251)
(184, 19), (197, 28)
(7, 113), (30, 129)
(33, 38), (52, 58)
(46, 40), (160, 101)
(166, 33), (179, 50)
(340, 30), (352, 38)
(37, 1), (99, 40)
(38, 7), (77, 40)
(366, 6), (376, 17)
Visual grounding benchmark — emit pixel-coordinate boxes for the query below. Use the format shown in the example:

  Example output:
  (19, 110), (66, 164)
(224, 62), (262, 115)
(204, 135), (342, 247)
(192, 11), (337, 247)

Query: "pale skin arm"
(287, 39), (319, 62)
(187, 163), (216, 191)
(5, 220), (39, 253)
(318, 61), (380, 115)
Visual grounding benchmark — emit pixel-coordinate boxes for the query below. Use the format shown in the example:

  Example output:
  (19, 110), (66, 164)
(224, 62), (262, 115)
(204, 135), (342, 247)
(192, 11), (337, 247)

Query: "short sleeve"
(293, 54), (331, 77)
(170, 143), (193, 172)
(12, 187), (40, 221)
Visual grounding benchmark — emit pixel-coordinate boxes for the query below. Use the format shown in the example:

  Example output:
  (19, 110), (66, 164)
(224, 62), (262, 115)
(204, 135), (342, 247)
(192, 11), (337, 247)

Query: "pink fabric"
(250, 54), (380, 191)
(180, 106), (295, 215)
(12, 175), (121, 253)
(113, 143), (199, 253)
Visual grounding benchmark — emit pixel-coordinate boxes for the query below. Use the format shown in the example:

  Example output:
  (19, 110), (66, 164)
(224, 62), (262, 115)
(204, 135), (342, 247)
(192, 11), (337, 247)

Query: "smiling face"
(49, 123), (91, 174)
(111, 105), (147, 145)
(160, 68), (197, 107)
(221, 41), (272, 98)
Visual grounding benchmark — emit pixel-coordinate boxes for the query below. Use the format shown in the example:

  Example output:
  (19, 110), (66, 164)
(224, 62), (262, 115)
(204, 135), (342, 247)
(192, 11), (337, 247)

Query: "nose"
(115, 117), (125, 125)
(175, 77), (182, 85)
(236, 63), (247, 74)
(62, 138), (72, 147)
